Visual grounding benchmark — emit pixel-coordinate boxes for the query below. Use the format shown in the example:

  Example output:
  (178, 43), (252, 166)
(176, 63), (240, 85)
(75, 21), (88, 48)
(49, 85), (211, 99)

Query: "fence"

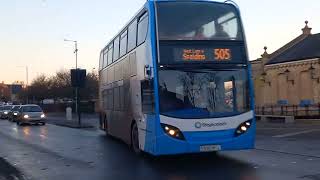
(40, 101), (97, 113)
(255, 104), (320, 118)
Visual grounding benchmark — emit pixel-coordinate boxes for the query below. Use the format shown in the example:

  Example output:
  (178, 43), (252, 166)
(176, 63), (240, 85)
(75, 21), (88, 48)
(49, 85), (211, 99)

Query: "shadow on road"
(0, 157), (26, 180)
(97, 135), (259, 180)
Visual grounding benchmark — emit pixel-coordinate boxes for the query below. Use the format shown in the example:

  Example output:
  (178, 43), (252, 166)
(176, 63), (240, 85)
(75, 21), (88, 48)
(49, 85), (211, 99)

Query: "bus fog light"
(161, 124), (185, 140)
(235, 120), (252, 136)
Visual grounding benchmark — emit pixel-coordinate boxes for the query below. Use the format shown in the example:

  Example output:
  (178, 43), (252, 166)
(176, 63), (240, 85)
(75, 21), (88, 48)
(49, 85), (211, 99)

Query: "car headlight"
(23, 115), (29, 119)
(41, 114), (45, 118)
(161, 124), (185, 140)
(13, 113), (18, 116)
(4, 111), (8, 115)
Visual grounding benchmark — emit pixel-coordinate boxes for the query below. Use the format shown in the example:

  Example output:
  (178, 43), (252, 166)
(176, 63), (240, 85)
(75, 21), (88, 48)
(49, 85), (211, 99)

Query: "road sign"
(71, 69), (86, 88)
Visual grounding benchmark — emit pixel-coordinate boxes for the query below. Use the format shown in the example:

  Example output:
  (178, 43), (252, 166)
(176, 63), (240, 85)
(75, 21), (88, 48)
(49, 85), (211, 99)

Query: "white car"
(16, 105), (46, 126)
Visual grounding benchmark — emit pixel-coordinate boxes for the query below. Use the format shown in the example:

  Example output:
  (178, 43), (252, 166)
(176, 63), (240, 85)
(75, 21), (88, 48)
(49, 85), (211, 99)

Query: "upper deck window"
(108, 43), (113, 65)
(156, 2), (242, 41)
(128, 19), (137, 51)
(113, 36), (120, 61)
(120, 30), (128, 57)
(99, 52), (104, 70)
(137, 12), (149, 45)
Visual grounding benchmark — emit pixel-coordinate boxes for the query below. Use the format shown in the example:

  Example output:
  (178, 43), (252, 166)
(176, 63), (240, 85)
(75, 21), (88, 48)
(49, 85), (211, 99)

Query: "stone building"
(251, 21), (320, 107)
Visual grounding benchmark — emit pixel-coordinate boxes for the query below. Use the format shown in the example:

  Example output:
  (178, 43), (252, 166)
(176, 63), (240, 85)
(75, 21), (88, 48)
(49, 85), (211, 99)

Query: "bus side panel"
(121, 77), (133, 144)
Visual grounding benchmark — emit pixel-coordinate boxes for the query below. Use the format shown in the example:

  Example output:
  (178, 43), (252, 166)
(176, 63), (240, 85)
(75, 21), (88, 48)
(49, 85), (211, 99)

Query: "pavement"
(0, 116), (320, 180)
(45, 113), (99, 130)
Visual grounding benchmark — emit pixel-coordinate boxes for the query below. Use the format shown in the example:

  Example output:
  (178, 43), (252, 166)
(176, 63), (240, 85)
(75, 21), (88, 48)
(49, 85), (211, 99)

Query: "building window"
(128, 19), (137, 52)
(120, 30), (128, 57)
(137, 12), (149, 45)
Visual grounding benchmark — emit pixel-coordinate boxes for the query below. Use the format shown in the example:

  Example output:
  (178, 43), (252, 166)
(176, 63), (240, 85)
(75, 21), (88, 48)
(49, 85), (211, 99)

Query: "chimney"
(302, 21), (312, 35)
(261, 46), (270, 59)
(261, 46), (270, 69)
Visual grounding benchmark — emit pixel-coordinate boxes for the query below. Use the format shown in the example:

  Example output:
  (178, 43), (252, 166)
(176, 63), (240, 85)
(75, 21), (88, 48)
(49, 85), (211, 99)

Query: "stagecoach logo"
(194, 122), (227, 129)
(195, 122), (202, 128)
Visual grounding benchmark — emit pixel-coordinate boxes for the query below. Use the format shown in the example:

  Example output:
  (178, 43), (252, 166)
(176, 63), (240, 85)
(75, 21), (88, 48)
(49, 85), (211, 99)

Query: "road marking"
(272, 129), (319, 138)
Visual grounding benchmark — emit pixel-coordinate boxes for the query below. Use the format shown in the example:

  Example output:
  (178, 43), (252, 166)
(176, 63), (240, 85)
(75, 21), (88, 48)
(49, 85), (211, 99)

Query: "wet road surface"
(0, 157), (26, 180)
(0, 120), (320, 180)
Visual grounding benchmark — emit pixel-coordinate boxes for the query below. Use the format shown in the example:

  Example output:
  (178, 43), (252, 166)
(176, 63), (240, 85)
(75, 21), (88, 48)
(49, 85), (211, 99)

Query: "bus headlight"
(161, 124), (185, 140)
(235, 120), (252, 136)
(23, 115), (29, 119)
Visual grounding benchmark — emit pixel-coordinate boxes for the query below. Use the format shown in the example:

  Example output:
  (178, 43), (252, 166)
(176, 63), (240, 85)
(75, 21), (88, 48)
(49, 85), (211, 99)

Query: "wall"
(254, 58), (320, 106)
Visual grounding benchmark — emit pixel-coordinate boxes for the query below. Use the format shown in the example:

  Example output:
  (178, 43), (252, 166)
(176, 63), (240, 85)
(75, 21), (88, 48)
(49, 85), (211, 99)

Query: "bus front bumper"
(151, 126), (255, 156)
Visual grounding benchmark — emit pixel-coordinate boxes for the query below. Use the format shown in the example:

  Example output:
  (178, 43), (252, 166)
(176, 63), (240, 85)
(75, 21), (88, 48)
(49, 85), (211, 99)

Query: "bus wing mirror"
(144, 65), (152, 78)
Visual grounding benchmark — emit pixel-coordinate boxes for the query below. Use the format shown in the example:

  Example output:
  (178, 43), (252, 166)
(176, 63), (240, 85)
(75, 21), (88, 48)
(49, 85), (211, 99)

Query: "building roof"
(266, 33), (320, 65)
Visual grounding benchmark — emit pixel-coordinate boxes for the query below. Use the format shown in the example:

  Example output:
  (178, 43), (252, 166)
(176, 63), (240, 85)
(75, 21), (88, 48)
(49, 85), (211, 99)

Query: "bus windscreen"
(156, 2), (243, 41)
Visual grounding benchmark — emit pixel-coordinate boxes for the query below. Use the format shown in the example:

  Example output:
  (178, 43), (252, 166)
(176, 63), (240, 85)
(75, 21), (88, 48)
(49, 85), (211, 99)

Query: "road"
(0, 119), (320, 180)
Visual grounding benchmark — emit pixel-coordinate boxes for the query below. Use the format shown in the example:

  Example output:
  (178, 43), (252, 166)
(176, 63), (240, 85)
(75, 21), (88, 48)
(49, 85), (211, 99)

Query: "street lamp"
(64, 39), (78, 69)
(64, 39), (79, 116)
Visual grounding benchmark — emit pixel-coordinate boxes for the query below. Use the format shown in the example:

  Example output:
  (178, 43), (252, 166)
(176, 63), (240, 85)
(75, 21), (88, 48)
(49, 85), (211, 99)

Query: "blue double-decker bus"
(99, 0), (255, 155)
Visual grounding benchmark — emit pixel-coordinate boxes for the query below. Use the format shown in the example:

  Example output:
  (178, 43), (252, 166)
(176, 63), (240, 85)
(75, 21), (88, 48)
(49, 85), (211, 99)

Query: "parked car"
(0, 105), (13, 119)
(8, 105), (22, 122)
(16, 105), (46, 126)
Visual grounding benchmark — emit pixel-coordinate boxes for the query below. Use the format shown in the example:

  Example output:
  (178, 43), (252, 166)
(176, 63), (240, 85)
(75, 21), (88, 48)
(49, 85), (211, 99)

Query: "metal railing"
(255, 104), (320, 118)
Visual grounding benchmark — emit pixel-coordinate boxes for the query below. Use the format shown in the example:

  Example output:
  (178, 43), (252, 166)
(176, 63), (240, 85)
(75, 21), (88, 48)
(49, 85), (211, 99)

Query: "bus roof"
(100, 0), (239, 53)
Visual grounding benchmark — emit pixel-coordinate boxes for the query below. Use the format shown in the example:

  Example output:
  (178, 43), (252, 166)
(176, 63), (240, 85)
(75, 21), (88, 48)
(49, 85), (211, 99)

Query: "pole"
(64, 39), (81, 126)
(75, 42), (78, 116)
(74, 41), (80, 126)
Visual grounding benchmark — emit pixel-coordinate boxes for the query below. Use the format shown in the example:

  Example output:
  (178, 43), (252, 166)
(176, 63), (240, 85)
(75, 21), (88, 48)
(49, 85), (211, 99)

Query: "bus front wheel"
(131, 123), (141, 155)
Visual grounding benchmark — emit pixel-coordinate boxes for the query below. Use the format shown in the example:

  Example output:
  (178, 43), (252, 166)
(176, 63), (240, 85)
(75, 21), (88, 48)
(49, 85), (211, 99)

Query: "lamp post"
(64, 39), (79, 116)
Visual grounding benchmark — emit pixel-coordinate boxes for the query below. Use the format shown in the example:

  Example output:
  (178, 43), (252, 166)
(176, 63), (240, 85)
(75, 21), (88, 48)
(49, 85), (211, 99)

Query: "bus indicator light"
(214, 48), (231, 61)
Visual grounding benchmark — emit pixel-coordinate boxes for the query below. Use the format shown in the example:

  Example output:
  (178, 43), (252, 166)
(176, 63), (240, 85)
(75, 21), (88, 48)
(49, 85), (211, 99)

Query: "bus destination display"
(174, 48), (233, 62)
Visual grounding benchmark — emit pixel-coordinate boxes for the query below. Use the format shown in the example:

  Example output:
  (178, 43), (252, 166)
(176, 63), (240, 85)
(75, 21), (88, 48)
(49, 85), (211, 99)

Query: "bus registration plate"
(200, 145), (221, 152)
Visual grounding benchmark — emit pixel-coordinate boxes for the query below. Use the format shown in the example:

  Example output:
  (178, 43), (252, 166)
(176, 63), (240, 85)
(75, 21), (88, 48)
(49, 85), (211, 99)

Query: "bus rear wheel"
(131, 123), (141, 155)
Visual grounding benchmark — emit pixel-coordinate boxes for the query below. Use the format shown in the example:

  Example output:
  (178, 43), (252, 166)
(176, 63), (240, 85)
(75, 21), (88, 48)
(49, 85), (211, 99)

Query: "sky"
(0, 0), (319, 84)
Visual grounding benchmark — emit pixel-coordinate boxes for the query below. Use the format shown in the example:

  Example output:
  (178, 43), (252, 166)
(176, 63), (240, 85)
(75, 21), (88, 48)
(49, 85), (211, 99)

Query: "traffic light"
(71, 69), (86, 88)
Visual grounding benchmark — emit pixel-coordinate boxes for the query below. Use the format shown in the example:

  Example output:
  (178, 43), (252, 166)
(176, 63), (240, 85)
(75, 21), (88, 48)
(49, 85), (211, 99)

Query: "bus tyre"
(131, 123), (141, 155)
